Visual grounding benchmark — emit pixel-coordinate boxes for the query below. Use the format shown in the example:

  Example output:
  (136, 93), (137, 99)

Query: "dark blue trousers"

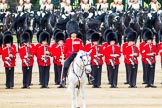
(5, 67), (14, 88)
(40, 66), (50, 87)
(142, 61), (147, 83)
(127, 64), (138, 87)
(54, 64), (62, 85)
(22, 66), (32, 87)
(107, 65), (119, 87)
(145, 64), (155, 86)
(92, 65), (102, 87)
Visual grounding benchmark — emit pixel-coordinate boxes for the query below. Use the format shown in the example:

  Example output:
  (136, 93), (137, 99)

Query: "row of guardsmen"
(0, 0), (161, 13)
(0, 20), (162, 89)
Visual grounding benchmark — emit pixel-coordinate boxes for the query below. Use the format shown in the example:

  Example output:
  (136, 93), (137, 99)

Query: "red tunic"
(19, 44), (35, 67)
(83, 43), (93, 52)
(125, 45), (139, 64)
(37, 44), (51, 66)
(51, 44), (65, 66)
(2, 44), (16, 68)
(51, 43), (58, 64)
(90, 45), (103, 66)
(103, 45), (121, 65)
(0, 46), (2, 55)
(63, 38), (83, 59)
(158, 42), (162, 63)
(35, 43), (41, 57)
(122, 42), (128, 63)
(142, 43), (157, 64)
(139, 41), (146, 61)
(102, 42), (109, 50)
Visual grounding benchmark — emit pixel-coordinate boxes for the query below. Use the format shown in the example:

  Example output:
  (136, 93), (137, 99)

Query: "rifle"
(147, 44), (154, 68)
(7, 47), (12, 70)
(130, 46), (136, 69)
(60, 46), (65, 65)
(94, 46), (101, 68)
(24, 45), (32, 70)
(110, 45), (116, 69)
(42, 45), (49, 66)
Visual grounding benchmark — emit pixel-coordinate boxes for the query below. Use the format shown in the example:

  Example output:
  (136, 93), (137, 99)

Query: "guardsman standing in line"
(58, 20), (83, 88)
(51, 29), (62, 85)
(142, 29), (157, 88)
(24, 29), (35, 86)
(140, 28), (149, 84)
(122, 35), (129, 84)
(52, 32), (65, 85)
(149, 0), (161, 11)
(158, 29), (162, 84)
(37, 31), (51, 88)
(19, 32), (35, 89)
(104, 32), (120, 88)
(45, 0), (54, 12)
(90, 32), (103, 88)
(24, 0), (32, 12)
(102, 29), (112, 84)
(2, 34), (16, 89)
(80, 0), (91, 12)
(125, 31), (139, 88)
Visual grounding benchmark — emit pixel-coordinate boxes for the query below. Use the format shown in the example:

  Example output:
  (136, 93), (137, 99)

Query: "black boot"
(58, 53), (77, 88)
(57, 78), (66, 88)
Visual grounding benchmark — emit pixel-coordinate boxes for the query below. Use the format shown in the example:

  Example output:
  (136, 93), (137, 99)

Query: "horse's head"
(77, 50), (92, 74)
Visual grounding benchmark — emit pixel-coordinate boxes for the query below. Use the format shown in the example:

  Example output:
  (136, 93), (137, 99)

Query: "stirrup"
(57, 79), (66, 88)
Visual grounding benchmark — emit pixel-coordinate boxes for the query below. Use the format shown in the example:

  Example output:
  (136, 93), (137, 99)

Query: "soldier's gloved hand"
(61, 60), (65, 65)
(5, 57), (10, 60)
(150, 52), (155, 56)
(45, 51), (50, 55)
(9, 54), (13, 58)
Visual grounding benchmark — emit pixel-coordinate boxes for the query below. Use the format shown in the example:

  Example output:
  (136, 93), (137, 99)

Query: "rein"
(72, 61), (84, 89)
(72, 54), (91, 89)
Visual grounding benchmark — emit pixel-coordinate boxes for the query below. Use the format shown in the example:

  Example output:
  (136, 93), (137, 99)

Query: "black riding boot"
(58, 53), (77, 88)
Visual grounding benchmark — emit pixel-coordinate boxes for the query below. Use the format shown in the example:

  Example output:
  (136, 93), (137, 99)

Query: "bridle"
(72, 53), (91, 89)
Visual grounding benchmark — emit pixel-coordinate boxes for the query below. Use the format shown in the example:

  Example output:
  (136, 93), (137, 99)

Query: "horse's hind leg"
(81, 85), (86, 108)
